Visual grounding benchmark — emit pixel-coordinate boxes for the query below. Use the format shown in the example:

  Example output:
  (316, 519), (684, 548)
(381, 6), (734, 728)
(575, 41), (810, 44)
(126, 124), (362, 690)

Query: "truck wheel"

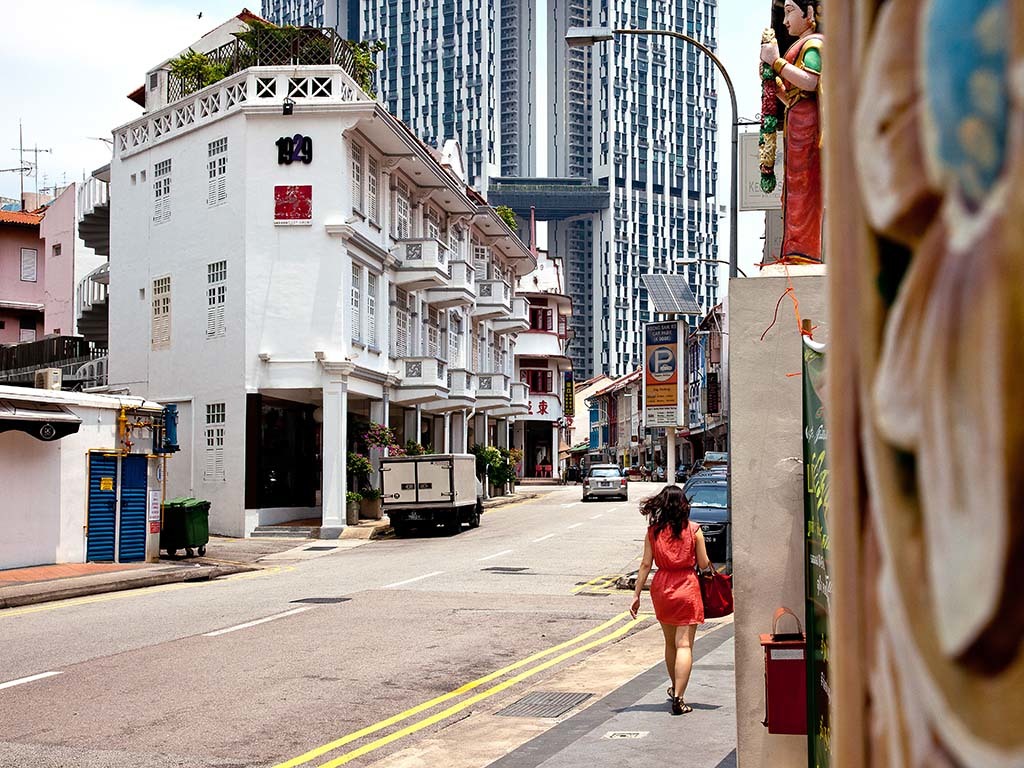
(393, 522), (411, 538)
(444, 516), (462, 535)
(468, 502), (482, 529)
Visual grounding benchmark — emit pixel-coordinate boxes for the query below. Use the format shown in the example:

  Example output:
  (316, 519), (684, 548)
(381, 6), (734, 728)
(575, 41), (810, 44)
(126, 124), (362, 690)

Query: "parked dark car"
(685, 475), (730, 571)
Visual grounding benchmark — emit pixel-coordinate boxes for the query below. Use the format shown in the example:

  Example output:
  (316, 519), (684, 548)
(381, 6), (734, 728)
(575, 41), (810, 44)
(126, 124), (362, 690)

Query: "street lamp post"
(565, 26), (741, 280)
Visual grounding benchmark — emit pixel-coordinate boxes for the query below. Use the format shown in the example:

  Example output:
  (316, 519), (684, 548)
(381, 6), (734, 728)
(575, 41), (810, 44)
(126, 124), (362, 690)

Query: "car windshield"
(687, 485), (727, 508)
(589, 468), (622, 478)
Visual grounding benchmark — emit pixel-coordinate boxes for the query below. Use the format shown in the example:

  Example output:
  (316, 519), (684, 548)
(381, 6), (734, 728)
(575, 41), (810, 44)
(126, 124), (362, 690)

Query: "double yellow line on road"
(571, 574), (622, 595)
(274, 610), (649, 768)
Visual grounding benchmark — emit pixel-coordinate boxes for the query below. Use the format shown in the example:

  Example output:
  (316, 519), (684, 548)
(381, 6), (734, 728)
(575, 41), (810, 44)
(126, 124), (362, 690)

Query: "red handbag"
(699, 569), (734, 618)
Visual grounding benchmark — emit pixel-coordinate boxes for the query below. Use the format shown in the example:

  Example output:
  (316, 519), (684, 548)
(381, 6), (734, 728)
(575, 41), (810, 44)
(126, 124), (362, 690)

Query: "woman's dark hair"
(640, 484), (691, 539)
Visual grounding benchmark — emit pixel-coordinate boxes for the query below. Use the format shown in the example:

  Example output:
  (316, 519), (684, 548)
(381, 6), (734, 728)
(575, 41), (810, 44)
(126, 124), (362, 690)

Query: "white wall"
(729, 272), (827, 768)
(0, 431), (62, 569)
(0, 398), (153, 569)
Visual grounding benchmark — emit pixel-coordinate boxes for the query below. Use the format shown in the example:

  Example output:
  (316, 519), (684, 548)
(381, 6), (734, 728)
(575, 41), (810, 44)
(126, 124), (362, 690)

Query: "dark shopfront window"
(245, 394), (318, 509)
(521, 369), (553, 394)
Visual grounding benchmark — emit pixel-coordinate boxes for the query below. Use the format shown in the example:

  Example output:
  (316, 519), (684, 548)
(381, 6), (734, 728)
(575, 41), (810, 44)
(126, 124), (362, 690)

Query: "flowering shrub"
(363, 422), (397, 449)
(347, 452), (373, 477)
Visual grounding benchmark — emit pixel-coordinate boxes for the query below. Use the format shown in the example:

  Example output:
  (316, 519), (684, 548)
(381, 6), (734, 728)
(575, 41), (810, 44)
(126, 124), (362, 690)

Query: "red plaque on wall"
(274, 185), (312, 224)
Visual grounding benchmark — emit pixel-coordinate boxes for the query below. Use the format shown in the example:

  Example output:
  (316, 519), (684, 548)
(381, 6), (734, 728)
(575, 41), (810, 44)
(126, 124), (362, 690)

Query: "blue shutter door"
(87, 454), (117, 562)
(118, 455), (148, 562)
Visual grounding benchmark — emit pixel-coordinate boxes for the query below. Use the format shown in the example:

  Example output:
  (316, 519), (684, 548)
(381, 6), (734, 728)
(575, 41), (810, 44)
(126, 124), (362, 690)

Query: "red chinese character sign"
(538, 400), (549, 415)
(759, 0), (824, 264)
(274, 185), (312, 225)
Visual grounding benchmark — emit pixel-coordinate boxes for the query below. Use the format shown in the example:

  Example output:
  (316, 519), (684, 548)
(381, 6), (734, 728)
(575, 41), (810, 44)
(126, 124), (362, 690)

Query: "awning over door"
(0, 398), (82, 441)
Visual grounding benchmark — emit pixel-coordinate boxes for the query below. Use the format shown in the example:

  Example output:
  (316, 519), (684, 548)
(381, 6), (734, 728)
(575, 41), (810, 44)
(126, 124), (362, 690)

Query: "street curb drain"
(494, 691), (592, 718)
(481, 566), (529, 573)
(603, 731), (649, 740)
(290, 597), (351, 604)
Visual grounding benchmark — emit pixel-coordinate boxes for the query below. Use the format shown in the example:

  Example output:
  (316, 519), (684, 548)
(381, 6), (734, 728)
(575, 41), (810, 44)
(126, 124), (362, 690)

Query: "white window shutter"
(368, 157), (379, 222)
(20, 249), (37, 282)
(207, 286), (217, 337)
(351, 265), (362, 343)
(367, 273), (377, 346)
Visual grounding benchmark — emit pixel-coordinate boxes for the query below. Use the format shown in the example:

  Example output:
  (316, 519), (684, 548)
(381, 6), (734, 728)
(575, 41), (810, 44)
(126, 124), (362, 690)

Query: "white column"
(321, 382), (346, 531)
(667, 430), (676, 486)
(415, 405), (423, 447)
(369, 398), (385, 488)
(443, 413), (452, 453)
(551, 423), (560, 481)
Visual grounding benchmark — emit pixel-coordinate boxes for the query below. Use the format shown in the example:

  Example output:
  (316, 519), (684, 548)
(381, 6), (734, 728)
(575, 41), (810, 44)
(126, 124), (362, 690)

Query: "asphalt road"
(0, 484), (663, 768)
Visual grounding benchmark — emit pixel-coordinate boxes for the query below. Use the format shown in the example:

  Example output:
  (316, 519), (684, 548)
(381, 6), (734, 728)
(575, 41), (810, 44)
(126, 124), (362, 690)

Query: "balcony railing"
(76, 263), (109, 318)
(399, 356), (447, 388)
(472, 279), (512, 318)
(424, 259), (475, 307)
(393, 239), (449, 289)
(167, 27), (358, 102)
(510, 381), (529, 407)
(492, 295), (529, 334)
(475, 372), (511, 404)
(447, 368), (474, 395)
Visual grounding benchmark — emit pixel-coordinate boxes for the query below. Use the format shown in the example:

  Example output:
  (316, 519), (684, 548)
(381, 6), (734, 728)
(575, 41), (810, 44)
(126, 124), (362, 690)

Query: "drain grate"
(290, 597), (351, 604)
(304, 546), (337, 551)
(604, 731), (649, 740)
(482, 566), (529, 573)
(494, 691), (592, 718)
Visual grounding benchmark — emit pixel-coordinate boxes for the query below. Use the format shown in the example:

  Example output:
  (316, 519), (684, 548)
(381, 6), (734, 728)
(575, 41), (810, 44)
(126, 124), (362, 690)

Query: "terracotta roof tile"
(0, 210), (42, 226)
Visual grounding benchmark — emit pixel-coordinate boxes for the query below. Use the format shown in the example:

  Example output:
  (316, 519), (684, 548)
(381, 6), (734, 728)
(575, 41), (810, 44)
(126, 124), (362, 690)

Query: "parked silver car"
(582, 464), (628, 501)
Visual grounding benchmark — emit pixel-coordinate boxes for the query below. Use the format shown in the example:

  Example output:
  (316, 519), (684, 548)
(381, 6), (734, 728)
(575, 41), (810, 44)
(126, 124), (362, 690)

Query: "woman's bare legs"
(672, 623), (698, 700)
(660, 622), (677, 693)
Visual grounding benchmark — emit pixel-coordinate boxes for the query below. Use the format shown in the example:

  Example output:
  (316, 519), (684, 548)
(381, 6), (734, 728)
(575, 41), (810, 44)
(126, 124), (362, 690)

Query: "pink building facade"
(39, 185), (78, 336)
(0, 210), (45, 344)
(0, 185), (82, 345)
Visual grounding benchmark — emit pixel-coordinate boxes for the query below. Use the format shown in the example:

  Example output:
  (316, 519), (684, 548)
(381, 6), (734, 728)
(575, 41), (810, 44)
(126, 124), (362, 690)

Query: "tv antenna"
(11, 121), (53, 209)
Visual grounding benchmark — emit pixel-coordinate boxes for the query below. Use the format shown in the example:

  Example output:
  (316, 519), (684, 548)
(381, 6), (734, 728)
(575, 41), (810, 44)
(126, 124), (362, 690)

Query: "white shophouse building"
(511, 254), (573, 481)
(107, 16), (535, 536)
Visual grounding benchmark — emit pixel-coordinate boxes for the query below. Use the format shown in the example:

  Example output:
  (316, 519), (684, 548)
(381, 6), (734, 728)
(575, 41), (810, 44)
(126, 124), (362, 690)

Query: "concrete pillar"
(551, 423), (560, 480)
(321, 381), (348, 534)
(403, 408), (416, 446)
(443, 413), (451, 453)
(667, 430), (676, 486)
(496, 418), (509, 449)
(369, 399), (385, 488)
(415, 405), (423, 447)
(475, 412), (488, 446)
(462, 409), (470, 451)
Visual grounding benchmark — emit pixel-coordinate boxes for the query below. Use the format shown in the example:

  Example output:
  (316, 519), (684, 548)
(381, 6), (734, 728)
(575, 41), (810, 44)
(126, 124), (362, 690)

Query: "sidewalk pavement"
(364, 619), (737, 768)
(489, 623), (737, 768)
(0, 490), (544, 610)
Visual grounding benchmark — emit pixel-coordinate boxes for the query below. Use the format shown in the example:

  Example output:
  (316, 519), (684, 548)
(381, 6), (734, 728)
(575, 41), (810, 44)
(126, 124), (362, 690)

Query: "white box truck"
(380, 453), (482, 536)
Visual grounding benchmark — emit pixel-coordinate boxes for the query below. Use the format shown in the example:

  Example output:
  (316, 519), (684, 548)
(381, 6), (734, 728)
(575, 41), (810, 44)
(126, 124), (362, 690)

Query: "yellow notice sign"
(99, 477), (114, 492)
(646, 384), (677, 407)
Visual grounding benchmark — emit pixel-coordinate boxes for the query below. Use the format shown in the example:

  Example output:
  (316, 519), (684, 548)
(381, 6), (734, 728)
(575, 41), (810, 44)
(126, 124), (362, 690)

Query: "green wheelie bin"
(161, 497), (211, 558)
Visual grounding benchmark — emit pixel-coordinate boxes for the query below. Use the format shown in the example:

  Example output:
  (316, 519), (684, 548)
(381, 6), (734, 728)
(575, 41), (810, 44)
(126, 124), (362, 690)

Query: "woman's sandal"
(670, 696), (693, 715)
(667, 686), (675, 699)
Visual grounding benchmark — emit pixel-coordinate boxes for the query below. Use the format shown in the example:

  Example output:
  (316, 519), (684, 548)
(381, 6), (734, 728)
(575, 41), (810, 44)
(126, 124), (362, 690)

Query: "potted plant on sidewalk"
(345, 491), (362, 526)
(359, 487), (383, 520)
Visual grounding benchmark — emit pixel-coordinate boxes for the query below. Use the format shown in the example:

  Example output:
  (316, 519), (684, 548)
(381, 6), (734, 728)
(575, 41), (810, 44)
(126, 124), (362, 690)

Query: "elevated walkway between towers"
(488, 177), (610, 221)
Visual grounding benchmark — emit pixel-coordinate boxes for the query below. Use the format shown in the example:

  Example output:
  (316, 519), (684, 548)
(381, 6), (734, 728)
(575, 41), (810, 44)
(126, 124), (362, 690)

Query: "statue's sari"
(779, 33), (824, 264)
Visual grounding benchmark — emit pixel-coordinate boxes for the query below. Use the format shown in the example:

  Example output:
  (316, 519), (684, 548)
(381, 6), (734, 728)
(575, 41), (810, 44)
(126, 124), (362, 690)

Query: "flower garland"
(759, 28), (780, 194)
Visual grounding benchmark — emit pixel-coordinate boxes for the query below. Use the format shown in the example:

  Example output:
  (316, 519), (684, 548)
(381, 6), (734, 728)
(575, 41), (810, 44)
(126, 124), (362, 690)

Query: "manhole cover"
(603, 731), (649, 740)
(495, 691), (592, 718)
(482, 566), (529, 573)
(304, 546), (336, 551)
(290, 597), (351, 604)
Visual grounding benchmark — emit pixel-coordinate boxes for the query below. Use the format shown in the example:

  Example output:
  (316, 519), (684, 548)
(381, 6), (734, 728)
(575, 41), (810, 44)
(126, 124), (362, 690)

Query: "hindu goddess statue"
(761, 0), (824, 264)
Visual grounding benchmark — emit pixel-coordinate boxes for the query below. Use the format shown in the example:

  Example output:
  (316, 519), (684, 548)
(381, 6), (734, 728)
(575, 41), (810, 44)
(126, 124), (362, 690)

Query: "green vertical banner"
(802, 337), (830, 767)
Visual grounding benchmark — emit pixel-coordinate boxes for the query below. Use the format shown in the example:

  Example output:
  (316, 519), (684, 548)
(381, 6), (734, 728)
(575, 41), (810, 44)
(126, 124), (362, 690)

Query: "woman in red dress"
(630, 485), (713, 715)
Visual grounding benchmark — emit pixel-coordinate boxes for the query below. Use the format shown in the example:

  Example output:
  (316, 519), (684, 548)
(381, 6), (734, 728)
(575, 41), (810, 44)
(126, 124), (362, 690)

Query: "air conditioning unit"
(34, 368), (62, 390)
